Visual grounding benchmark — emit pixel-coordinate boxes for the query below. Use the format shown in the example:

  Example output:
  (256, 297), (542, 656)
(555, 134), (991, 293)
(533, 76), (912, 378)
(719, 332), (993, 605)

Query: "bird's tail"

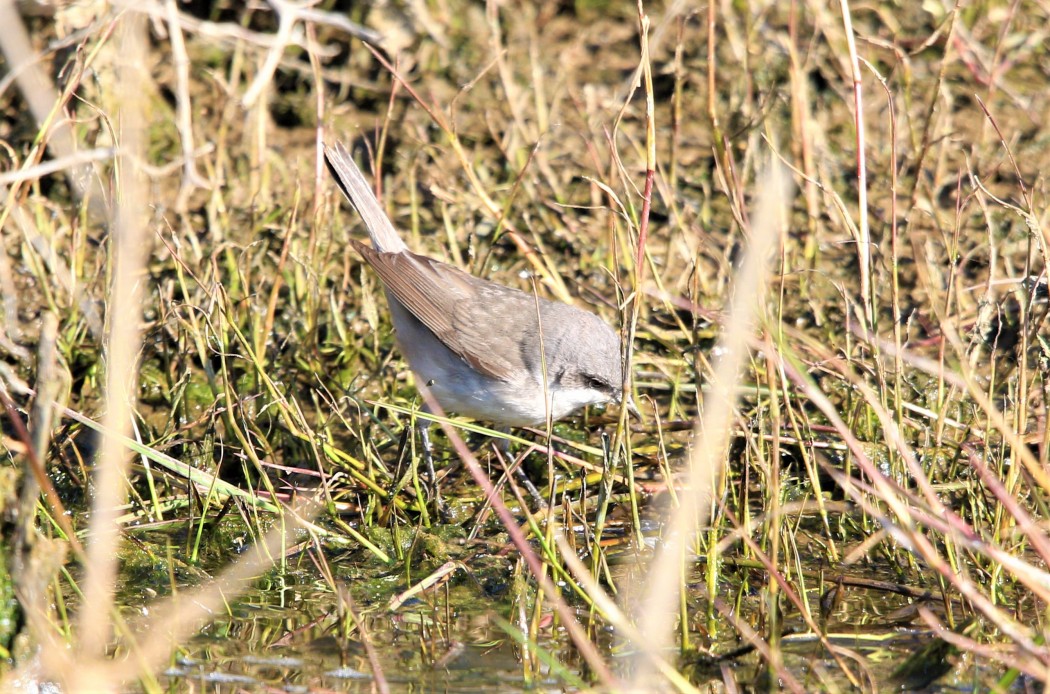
(323, 142), (407, 253)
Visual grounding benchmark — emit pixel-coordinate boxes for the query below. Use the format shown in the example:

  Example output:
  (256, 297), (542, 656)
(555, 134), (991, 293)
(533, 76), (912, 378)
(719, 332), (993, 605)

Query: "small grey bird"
(323, 142), (630, 442)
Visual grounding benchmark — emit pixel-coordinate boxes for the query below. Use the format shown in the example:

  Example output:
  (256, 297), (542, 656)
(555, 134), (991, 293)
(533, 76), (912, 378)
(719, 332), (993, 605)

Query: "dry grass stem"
(629, 163), (793, 685)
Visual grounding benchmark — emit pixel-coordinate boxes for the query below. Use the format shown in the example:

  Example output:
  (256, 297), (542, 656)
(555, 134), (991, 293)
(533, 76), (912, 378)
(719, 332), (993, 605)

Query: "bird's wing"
(353, 241), (533, 382)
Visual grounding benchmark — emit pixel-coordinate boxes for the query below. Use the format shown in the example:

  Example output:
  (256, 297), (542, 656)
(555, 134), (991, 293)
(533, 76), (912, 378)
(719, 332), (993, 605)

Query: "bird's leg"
(493, 426), (511, 454)
(512, 452), (546, 508)
(493, 427), (546, 508)
(417, 405), (444, 515)
(392, 425), (411, 484)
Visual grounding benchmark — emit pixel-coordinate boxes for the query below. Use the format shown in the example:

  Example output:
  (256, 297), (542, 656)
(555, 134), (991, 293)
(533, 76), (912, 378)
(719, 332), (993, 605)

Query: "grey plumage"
(324, 142), (626, 427)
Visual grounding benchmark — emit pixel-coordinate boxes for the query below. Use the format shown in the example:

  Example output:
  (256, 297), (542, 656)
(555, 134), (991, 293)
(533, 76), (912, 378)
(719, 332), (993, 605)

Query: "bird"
(323, 141), (631, 461)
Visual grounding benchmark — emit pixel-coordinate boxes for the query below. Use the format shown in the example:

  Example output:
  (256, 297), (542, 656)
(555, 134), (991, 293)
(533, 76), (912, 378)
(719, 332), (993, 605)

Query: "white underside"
(389, 299), (607, 426)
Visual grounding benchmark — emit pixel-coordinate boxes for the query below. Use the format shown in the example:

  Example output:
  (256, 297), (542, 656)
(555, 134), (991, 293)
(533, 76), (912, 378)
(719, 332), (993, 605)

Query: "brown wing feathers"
(352, 241), (522, 381)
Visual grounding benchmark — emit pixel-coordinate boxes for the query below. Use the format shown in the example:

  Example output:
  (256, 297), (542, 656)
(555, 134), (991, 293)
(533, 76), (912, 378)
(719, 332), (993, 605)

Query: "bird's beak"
(624, 395), (642, 419)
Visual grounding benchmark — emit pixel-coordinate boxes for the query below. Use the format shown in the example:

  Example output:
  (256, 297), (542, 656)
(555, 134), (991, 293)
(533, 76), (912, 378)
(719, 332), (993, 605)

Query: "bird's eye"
(585, 375), (612, 393)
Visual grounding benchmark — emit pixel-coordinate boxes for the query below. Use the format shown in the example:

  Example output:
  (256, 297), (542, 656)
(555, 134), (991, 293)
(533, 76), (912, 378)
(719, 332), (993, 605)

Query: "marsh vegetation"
(1, 1), (1049, 691)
